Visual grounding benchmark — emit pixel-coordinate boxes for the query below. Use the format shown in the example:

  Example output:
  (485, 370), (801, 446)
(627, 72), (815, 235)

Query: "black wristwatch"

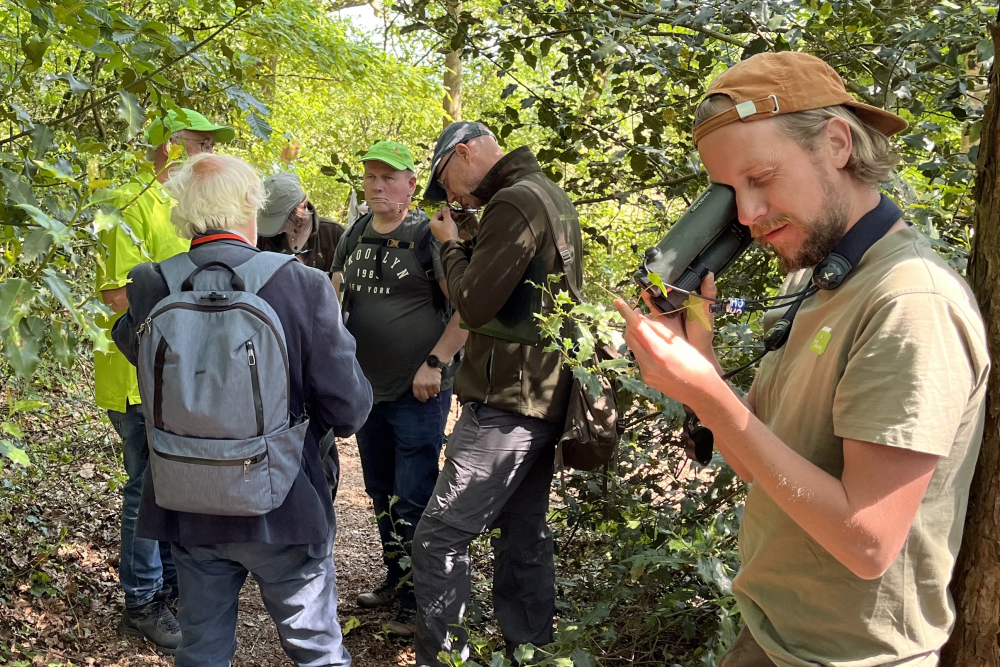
(425, 354), (443, 369)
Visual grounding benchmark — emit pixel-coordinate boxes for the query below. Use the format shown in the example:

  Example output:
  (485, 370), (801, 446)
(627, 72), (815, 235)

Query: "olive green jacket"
(440, 147), (583, 422)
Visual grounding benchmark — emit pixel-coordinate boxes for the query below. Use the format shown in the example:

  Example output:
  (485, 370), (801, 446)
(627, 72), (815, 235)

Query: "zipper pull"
(246, 341), (256, 366)
(243, 459), (251, 482)
(136, 317), (151, 342)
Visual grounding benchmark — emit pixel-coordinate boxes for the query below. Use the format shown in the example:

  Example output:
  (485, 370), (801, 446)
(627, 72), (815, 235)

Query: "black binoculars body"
(634, 184), (753, 315)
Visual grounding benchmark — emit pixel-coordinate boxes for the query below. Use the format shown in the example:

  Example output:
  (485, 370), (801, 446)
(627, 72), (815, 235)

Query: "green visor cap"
(361, 141), (416, 172)
(145, 108), (236, 145)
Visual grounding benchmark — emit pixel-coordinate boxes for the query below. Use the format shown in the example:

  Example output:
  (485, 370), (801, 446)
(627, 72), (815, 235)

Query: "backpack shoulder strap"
(159, 253), (199, 295)
(517, 179), (583, 303)
(232, 251), (298, 295)
(343, 211), (374, 257)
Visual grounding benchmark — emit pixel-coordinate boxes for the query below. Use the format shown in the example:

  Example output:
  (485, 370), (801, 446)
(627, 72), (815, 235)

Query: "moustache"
(751, 216), (794, 242)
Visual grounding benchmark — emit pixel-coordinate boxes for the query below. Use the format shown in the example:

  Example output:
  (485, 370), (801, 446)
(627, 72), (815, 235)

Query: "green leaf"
(117, 91), (145, 140)
(2, 317), (45, 379)
(341, 616), (360, 636)
(50, 321), (78, 368)
(42, 269), (84, 325)
(84, 5), (115, 26)
(0, 440), (30, 467)
(247, 113), (272, 142)
(513, 645), (535, 663)
(20, 228), (53, 263)
(0, 279), (36, 331)
(21, 35), (52, 71)
(0, 168), (38, 207)
(570, 647), (596, 667)
(16, 204), (73, 245)
(977, 39), (993, 63)
(43, 72), (92, 94)
(31, 124), (54, 158)
(629, 152), (647, 175)
(11, 400), (47, 415)
(1, 421), (24, 439)
(130, 40), (162, 61)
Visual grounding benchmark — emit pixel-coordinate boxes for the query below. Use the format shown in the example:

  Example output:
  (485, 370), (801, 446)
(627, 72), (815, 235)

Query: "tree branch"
(590, 0), (746, 48)
(574, 172), (701, 205)
(0, 9), (252, 148)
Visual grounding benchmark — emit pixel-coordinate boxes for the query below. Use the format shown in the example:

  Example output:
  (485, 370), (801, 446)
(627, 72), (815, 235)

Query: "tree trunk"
(442, 0), (462, 127)
(942, 20), (1000, 667)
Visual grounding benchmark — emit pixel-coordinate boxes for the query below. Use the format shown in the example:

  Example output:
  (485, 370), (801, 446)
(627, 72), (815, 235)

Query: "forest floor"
(0, 366), (474, 667)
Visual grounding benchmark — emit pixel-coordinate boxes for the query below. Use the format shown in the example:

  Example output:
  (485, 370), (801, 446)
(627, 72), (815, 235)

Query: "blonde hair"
(163, 153), (267, 239)
(694, 95), (900, 185)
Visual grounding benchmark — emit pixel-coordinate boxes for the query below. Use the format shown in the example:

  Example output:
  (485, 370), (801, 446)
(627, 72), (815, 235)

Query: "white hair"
(163, 153), (267, 239)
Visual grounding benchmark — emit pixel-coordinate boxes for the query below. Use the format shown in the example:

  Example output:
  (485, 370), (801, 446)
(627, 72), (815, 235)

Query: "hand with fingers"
(615, 274), (725, 408)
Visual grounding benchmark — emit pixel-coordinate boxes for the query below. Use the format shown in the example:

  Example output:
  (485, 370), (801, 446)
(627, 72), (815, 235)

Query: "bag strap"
(159, 253), (199, 295)
(231, 252), (298, 295)
(517, 180), (583, 303)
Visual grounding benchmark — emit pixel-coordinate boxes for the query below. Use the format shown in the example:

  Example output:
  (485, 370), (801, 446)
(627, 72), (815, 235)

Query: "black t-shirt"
(331, 210), (450, 403)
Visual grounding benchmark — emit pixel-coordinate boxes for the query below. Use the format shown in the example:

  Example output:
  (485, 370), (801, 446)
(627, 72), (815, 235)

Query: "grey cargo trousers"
(412, 402), (561, 666)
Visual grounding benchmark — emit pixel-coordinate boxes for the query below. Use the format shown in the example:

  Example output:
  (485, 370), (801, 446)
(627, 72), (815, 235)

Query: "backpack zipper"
(147, 302), (291, 423)
(152, 449), (267, 483)
(246, 340), (264, 437)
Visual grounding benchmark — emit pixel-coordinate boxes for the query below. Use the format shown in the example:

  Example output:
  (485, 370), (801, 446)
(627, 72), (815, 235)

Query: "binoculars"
(634, 184), (752, 316)
(632, 184), (754, 466)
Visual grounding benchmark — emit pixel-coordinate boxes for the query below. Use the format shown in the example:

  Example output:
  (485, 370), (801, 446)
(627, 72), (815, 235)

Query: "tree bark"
(442, 0), (462, 127)
(942, 20), (1000, 667)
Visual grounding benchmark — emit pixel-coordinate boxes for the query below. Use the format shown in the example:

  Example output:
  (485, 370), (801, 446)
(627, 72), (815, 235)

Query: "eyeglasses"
(434, 148), (459, 190)
(176, 132), (215, 153)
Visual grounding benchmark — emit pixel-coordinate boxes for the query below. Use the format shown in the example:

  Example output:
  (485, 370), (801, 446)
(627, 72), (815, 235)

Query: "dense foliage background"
(0, 0), (995, 665)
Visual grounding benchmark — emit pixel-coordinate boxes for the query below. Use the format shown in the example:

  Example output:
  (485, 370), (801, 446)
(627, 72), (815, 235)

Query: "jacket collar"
(471, 146), (542, 203)
(190, 229), (258, 249)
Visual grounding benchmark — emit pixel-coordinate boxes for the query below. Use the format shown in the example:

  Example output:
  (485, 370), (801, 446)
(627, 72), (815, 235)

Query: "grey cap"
(423, 121), (495, 202)
(259, 172), (306, 237)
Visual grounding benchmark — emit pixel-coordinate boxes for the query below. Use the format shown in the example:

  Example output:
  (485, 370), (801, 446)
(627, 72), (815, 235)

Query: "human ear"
(825, 117), (853, 170)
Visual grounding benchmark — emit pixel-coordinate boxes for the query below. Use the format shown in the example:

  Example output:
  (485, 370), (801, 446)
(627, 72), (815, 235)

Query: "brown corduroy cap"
(692, 51), (908, 148)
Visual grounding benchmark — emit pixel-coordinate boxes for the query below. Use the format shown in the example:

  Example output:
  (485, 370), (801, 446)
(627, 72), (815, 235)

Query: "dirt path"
(0, 383), (460, 666)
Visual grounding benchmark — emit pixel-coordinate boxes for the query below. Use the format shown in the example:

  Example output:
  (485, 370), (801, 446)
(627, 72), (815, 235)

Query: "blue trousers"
(108, 402), (177, 608)
(355, 389), (451, 608)
(170, 530), (350, 667)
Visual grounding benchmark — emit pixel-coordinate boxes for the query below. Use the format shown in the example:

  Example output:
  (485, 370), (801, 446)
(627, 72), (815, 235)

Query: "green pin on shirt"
(810, 326), (832, 355)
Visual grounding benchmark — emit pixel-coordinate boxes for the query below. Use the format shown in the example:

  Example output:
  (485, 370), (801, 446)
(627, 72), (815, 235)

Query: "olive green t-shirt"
(94, 178), (189, 413)
(740, 226), (989, 667)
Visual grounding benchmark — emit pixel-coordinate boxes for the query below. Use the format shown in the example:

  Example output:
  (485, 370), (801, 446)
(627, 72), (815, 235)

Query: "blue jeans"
(171, 528), (349, 667)
(108, 402), (177, 608)
(355, 389), (451, 608)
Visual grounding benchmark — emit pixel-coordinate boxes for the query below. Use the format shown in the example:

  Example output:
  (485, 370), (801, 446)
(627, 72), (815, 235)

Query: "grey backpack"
(136, 251), (309, 516)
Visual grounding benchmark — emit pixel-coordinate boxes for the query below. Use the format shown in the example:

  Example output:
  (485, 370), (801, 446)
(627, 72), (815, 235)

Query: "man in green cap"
(94, 107), (233, 655)
(330, 141), (467, 637)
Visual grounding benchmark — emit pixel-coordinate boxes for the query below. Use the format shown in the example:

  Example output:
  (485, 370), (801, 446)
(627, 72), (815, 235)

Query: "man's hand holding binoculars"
(615, 273), (727, 410)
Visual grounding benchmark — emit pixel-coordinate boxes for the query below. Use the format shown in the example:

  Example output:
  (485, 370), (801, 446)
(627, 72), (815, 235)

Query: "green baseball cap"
(360, 141), (416, 172)
(145, 108), (236, 145)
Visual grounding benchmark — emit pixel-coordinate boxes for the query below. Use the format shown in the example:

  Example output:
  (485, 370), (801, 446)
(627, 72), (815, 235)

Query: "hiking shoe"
(118, 599), (182, 655)
(386, 605), (416, 637)
(357, 579), (397, 608)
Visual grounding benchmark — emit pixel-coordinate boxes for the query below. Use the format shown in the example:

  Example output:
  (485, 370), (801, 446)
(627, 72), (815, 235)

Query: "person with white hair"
(111, 152), (373, 667)
(94, 108), (233, 654)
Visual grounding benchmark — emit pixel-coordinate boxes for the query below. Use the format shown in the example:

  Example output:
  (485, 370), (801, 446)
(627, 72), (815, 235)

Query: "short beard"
(757, 174), (850, 273)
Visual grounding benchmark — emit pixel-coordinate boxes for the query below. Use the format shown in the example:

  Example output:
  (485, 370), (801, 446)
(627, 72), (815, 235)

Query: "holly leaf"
(2, 317), (45, 378)
(0, 168), (37, 207)
(0, 279), (36, 331)
(31, 124), (54, 157)
(42, 269), (84, 325)
(10, 400), (47, 415)
(117, 91), (145, 140)
(50, 322), (79, 368)
(43, 72), (92, 94)
(0, 440), (30, 467)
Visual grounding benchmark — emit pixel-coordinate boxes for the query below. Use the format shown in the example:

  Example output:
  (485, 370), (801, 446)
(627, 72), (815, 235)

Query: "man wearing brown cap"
(614, 52), (989, 666)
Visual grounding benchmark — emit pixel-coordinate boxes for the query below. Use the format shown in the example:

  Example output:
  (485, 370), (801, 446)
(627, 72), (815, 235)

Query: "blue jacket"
(112, 232), (372, 546)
